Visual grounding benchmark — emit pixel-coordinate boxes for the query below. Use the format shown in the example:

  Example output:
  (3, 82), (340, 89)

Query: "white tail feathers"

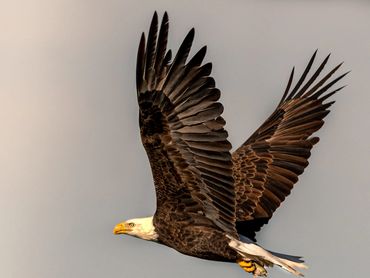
(227, 235), (308, 277)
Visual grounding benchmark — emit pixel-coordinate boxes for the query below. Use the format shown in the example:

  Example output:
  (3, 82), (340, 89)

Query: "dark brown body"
(136, 12), (346, 267)
(154, 198), (238, 262)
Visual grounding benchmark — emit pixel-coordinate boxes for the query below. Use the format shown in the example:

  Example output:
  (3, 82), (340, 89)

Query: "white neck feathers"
(127, 216), (158, 241)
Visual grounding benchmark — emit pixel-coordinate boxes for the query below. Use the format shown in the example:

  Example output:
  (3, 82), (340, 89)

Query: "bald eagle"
(113, 12), (347, 277)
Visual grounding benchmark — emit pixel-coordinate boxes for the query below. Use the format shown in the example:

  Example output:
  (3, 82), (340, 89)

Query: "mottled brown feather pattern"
(233, 51), (348, 240)
(137, 12), (237, 238)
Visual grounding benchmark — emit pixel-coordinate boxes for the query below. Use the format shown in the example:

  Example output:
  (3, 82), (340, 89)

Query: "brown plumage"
(234, 51), (348, 240)
(137, 12), (237, 239)
(119, 11), (347, 276)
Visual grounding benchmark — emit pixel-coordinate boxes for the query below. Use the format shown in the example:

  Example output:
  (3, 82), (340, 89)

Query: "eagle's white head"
(113, 216), (158, 241)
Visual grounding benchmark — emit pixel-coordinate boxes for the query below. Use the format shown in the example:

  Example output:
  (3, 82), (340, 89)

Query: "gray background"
(1, 1), (369, 277)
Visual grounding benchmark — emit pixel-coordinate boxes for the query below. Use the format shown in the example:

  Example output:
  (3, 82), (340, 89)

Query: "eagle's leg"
(237, 259), (267, 277)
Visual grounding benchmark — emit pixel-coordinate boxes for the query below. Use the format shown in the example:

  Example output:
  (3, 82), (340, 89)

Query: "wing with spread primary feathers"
(136, 12), (237, 236)
(233, 51), (348, 240)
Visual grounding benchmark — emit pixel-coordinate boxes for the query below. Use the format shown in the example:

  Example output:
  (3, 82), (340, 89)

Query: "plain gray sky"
(1, 1), (369, 277)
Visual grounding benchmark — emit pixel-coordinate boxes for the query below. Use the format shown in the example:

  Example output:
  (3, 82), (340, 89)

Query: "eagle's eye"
(128, 222), (135, 228)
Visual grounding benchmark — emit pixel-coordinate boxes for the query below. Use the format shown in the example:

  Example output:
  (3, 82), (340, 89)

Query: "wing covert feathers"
(233, 51), (348, 239)
(137, 13), (347, 240)
(137, 12), (236, 236)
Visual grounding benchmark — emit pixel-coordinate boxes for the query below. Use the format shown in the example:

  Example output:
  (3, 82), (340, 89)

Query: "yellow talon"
(237, 259), (267, 277)
(239, 260), (253, 268)
(245, 265), (256, 272)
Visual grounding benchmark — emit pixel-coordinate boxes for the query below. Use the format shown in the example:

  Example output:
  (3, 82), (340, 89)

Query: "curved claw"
(237, 259), (267, 277)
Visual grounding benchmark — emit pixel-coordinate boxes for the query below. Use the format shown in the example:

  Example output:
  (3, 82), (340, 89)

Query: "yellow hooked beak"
(113, 222), (131, 235)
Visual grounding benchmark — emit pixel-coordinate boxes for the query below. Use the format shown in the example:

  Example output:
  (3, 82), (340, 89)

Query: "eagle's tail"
(227, 235), (308, 277)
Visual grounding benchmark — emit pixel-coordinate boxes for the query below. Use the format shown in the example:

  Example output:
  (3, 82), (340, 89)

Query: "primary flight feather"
(113, 12), (347, 277)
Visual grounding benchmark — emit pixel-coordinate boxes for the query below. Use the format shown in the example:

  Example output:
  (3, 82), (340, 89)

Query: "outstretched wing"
(233, 51), (348, 240)
(137, 12), (237, 236)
